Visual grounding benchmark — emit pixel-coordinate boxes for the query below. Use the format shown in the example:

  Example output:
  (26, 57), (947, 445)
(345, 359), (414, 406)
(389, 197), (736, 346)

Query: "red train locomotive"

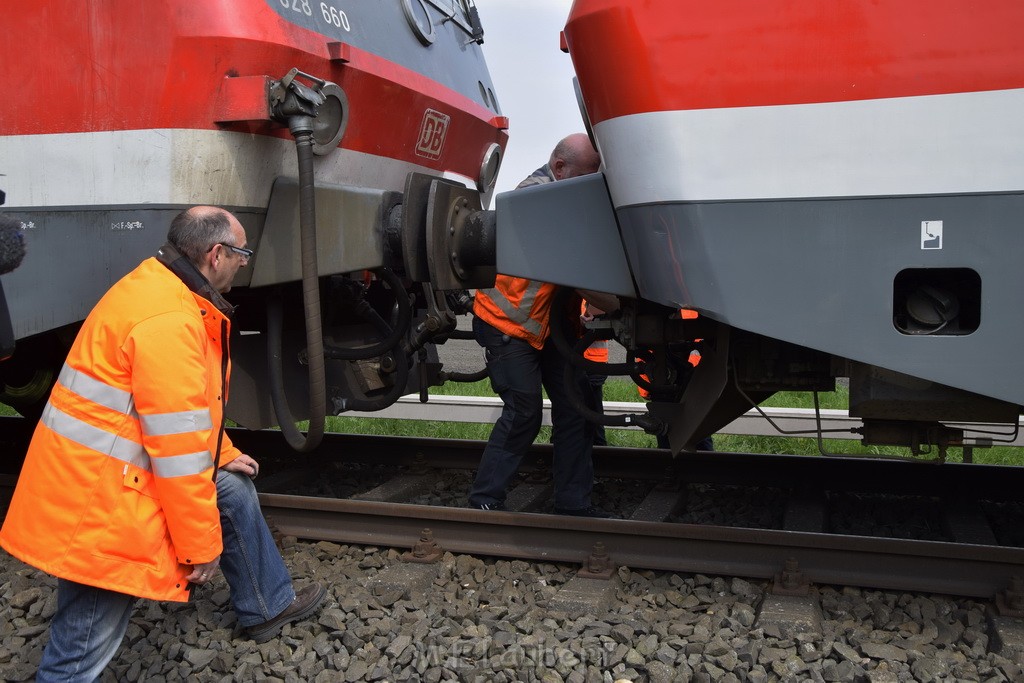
(0, 0), (506, 448)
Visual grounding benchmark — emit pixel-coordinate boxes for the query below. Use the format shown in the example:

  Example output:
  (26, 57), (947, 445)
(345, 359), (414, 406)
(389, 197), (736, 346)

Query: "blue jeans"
(216, 470), (294, 627)
(36, 469), (293, 682)
(469, 316), (596, 511)
(36, 580), (136, 683)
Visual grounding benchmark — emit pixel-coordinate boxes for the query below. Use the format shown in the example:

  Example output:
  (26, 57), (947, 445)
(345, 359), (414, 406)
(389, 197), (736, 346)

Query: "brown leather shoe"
(247, 582), (327, 643)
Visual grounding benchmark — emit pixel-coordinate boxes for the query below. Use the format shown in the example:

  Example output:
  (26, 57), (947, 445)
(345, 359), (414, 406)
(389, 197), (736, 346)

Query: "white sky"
(476, 0), (582, 196)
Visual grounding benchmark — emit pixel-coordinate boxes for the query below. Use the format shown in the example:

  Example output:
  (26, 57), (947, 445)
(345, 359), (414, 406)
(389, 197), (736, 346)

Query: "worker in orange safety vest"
(469, 133), (619, 516)
(0, 206), (325, 681)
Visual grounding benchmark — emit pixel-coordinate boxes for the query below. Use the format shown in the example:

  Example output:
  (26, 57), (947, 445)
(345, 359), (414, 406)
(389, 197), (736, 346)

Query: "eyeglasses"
(218, 243), (254, 259)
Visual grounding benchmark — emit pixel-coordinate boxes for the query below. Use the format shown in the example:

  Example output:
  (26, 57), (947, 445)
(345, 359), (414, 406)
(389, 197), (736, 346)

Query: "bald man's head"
(167, 206), (250, 292)
(168, 206), (236, 264)
(550, 133), (600, 181)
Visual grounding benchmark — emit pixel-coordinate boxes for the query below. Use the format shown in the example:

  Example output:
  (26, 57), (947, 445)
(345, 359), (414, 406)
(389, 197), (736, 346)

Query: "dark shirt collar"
(155, 242), (236, 318)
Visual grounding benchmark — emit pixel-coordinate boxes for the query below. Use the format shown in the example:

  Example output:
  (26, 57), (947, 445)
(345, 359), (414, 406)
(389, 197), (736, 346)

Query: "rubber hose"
(266, 126), (326, 451)
(440, 367), (489, 383)
(558, 341), (665, 434)
(266, 294), (306, 447)
(445, 328), (476, 341)
(549, 286), (633, 375)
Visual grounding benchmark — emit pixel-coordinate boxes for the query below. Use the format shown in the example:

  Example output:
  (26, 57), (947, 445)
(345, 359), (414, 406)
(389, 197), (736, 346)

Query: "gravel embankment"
(2, 537), (1022, 682)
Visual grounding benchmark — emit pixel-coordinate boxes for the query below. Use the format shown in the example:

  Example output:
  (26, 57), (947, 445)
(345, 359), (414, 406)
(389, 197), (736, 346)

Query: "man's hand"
(185, 556), (220, 585)
(222, 453), (260, 479)
(581, 301), (605, 322)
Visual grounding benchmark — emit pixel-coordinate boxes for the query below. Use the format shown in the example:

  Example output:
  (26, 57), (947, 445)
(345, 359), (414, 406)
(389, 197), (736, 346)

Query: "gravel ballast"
(1, 537), (1022, 682)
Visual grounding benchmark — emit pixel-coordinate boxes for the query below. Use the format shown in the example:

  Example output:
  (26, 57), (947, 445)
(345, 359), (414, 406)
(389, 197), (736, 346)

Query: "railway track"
(1, 417), (1022, 603)
(234, 429), (1024, 602)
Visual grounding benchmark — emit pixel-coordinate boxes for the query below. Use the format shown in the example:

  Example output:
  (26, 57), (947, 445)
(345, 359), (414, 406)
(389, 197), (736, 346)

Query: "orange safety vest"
(474, 275), (558, 349)
(0, 256), (241, 602)
(584, 340), (609, 363)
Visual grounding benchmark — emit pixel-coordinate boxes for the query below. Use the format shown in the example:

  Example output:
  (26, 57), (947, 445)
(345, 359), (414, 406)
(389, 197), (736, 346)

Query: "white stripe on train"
(0, 128), (439, 208)
(595, 88), (1024, 207)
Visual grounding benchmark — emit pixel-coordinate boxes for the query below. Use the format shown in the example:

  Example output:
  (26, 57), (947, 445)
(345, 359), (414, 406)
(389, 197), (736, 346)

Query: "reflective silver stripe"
(150, 450), (214, 478)
(42, 402), (150, 470)
(140, 409), (213, 437)
(43, 403), (214, 478)
(480, 280), (544, 337)
(58, 364), (136, 416)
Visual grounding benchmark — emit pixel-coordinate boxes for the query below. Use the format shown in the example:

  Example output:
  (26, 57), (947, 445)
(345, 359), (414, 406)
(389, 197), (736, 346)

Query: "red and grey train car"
(3, 0), (1024, 458)
(0, 0), (507, 445)
(496, 0), (1024, 453)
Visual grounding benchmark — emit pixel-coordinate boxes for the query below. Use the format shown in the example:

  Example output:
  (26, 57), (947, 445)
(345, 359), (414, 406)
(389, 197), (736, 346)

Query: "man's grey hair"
(167, 208), (234, 265)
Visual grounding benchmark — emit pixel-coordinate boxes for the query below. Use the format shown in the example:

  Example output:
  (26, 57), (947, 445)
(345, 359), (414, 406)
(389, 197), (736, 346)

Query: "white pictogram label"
(921, 220), (942, 250)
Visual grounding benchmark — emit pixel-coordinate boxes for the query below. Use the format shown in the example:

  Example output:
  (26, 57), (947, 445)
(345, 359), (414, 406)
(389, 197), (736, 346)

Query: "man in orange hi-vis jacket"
(0, 207), (325, 681)
(470, 134), (618, 516)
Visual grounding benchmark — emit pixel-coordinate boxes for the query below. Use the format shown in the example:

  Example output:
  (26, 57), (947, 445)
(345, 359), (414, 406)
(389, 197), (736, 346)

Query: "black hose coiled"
(544, 287), (665, 434)
(322, 267), (412, 361)
(330, 303), (411, 413)
(559, 333), (666, 434)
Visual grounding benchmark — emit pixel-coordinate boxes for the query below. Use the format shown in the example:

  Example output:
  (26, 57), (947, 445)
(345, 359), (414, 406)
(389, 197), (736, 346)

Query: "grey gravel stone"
(646, 660), (676, 683)
(863, 641), (908, 662)
(0, 534), (1013, 683)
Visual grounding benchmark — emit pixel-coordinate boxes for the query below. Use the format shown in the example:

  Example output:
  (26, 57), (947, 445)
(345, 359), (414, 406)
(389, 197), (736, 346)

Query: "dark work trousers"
(469, 316), (597, 511)
(551, 372), (606, 446)
(587, 373), (607, 446)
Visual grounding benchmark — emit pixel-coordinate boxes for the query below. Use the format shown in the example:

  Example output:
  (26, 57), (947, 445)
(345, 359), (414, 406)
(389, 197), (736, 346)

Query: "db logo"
(416, 109), (450, 160)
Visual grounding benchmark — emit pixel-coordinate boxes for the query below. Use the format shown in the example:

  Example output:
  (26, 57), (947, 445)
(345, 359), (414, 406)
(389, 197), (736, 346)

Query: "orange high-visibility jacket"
(0, 254), (241, 602)
(474, 276), (558, 349)
(584, 338), (609, 363)
(474, 165), (559, 349)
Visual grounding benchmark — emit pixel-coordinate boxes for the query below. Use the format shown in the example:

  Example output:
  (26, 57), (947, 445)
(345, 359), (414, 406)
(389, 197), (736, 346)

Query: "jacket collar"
(155, 242), (236, 319)
(531, 164), (555, 182)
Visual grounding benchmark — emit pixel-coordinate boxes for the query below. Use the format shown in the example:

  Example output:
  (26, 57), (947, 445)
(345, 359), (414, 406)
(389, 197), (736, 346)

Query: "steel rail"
(1, 466), (1017, 598)
(258, 493), (1024, 598)
(2, 417), (1022, 598)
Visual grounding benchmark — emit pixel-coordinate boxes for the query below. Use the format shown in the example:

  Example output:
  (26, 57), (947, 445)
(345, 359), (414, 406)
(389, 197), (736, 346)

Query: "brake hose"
(266, 120), (326, 451)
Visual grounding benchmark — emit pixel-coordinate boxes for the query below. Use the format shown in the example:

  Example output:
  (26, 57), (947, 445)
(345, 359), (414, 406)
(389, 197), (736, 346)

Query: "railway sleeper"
(629, 483), (686, 522)
(353, 471), (441, 503)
